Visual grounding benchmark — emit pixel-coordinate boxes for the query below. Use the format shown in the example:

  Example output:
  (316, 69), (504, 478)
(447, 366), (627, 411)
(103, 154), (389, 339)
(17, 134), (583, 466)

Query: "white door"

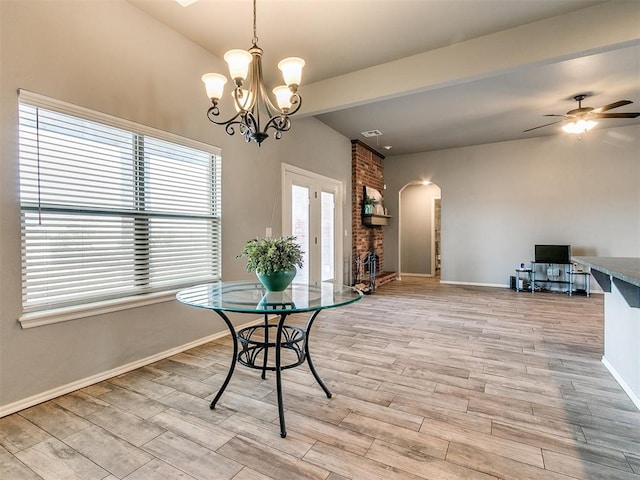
(282, 164), (343, 284)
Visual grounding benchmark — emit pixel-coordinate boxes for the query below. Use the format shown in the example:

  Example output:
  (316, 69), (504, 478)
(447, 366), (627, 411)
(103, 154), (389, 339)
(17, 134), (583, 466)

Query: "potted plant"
(237, 236), (304, 291)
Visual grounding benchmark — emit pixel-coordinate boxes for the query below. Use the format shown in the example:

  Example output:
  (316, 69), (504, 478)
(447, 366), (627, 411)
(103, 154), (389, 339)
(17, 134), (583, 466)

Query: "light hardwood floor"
(2, 277), (640, 479)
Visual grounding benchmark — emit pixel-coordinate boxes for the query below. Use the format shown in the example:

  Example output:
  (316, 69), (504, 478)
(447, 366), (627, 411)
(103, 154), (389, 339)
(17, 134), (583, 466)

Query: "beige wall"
(384, 125), (640, 287)
(0, 1), (351, 412)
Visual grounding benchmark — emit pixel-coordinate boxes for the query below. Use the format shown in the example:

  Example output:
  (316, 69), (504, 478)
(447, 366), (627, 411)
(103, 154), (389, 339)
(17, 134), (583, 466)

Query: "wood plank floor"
(2, 277), (640, 479)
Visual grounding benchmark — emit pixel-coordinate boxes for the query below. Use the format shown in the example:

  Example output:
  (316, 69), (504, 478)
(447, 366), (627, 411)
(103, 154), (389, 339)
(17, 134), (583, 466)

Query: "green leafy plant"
(364, 196), (379, 206)
(237, 236), (304, 275)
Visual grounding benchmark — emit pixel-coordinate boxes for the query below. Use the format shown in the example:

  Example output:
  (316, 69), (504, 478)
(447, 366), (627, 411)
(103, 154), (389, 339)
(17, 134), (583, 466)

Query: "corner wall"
(383, 125), (640, 287)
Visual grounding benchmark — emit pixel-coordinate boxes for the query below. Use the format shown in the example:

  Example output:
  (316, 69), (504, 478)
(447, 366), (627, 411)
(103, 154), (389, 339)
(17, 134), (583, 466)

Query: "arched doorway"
(398, 181), (442, 278)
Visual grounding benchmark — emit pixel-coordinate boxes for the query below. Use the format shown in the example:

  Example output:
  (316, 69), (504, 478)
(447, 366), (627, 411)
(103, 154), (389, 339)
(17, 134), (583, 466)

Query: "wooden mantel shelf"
(362, 214), (391, 227)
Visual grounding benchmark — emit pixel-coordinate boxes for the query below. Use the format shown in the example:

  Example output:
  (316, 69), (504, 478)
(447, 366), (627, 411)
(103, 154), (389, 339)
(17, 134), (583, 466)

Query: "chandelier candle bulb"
(201, 73), (228, 102)
(273, 86), (293, 111)
(278, 57), (305, 89)
(224, 49), (253, 84)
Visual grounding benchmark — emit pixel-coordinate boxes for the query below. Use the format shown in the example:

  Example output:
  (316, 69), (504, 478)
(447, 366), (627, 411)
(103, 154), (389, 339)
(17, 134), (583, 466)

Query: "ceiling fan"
(524, 94), (640, 133)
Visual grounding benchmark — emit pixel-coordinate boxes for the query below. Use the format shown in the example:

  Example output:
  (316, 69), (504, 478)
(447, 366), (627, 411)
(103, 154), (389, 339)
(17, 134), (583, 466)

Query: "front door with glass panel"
(282, 164), (342, 285)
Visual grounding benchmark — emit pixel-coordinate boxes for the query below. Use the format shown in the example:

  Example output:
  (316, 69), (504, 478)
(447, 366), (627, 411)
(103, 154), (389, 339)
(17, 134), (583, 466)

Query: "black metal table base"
(208, 309), (330, 438)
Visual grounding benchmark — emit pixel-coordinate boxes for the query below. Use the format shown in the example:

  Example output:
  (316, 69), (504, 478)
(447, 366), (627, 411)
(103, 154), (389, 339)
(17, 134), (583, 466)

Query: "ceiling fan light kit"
(562, 119), (598, 134)
(524, 94), (640, 135)
(201, 0), (305, 146)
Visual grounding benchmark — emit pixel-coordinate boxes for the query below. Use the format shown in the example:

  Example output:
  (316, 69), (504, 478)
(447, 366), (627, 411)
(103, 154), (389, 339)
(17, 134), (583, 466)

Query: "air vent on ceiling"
(361, 129), (382, 138)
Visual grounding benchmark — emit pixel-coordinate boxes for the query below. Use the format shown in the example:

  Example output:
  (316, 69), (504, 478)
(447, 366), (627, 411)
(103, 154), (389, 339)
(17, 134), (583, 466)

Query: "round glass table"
(176, 281), (363, 437)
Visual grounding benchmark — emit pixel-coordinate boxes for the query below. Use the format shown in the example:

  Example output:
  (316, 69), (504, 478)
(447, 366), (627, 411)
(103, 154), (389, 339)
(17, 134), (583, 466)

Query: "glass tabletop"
(176, 281), (363, 314)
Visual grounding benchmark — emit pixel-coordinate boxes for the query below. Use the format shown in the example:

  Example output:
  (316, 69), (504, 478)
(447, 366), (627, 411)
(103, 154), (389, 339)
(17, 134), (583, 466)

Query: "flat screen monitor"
(534, 244), (571, 264)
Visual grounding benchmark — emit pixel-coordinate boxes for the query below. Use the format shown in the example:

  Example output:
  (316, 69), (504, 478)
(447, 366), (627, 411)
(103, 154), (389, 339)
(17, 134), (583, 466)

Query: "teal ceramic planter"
(256, 270), (296, 292)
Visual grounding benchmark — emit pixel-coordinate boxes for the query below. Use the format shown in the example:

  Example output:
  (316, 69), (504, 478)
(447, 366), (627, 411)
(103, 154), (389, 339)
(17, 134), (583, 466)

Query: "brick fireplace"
(351, 140), (395, 288)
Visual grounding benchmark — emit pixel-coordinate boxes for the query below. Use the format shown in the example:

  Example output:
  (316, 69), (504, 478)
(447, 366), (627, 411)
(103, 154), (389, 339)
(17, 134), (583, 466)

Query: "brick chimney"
(351, 140), (385, 276)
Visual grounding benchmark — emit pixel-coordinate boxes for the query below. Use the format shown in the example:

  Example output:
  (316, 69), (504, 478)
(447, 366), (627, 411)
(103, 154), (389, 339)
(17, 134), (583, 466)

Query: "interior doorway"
(398, 181), (442, 277)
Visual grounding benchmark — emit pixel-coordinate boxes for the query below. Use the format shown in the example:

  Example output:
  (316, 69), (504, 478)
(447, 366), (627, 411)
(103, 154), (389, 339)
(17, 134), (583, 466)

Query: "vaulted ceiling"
(129, 0), (640, 155)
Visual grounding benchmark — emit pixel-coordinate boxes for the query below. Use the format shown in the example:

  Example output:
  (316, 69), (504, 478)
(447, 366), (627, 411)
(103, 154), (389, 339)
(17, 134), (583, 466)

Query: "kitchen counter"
(572, 256), (640, 288)
(572, 256), (640, 410)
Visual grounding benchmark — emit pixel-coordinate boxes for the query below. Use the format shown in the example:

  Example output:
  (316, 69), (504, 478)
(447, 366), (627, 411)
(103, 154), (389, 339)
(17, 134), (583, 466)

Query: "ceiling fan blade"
(543, 114), (567, 117)
(523, 120), (563, 132)
(594, 112), (640, 118)
(592, 100), (633, 113)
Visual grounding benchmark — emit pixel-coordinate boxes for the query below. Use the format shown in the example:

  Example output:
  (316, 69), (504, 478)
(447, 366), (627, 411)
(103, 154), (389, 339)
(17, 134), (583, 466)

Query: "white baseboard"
(602, 356), (640, 411)
(440, 280), (509, 288)
(0, 316), (263, 418)
(400, 273), (434, 278)
(438, 280), (605, 294)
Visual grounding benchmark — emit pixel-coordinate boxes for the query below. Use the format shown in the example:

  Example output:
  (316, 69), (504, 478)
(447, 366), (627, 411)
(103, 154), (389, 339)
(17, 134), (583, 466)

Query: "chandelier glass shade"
(201, 0), (305, 146)
(562, 119), (598, 134)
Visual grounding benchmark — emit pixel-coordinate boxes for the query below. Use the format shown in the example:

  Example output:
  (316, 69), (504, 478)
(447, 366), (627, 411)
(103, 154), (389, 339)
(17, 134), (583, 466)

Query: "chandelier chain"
(252, 0), (258, 45)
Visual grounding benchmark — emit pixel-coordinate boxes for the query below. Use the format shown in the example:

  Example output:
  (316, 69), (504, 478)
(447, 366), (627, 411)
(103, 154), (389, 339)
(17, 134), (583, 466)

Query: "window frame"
(17, 90), (222, 328)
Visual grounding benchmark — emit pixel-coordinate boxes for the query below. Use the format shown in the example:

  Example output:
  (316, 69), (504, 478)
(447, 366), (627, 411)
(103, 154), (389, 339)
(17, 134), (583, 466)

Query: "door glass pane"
(291, 185), (309, 283)
(321, 191), (335, 281)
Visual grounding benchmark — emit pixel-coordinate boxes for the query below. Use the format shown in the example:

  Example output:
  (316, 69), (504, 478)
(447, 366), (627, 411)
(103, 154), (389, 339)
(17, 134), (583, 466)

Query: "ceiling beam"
(299, 1), (640, 117)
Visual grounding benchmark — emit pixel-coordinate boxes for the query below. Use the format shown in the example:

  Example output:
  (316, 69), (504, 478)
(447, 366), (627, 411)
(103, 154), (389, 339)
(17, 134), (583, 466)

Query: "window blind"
(18, 92), (221, 313)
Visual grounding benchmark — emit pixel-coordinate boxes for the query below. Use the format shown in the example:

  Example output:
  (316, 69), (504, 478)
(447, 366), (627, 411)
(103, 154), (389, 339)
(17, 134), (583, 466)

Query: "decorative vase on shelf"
(256, 269), (297, 292)
(363, 196), (379, 215)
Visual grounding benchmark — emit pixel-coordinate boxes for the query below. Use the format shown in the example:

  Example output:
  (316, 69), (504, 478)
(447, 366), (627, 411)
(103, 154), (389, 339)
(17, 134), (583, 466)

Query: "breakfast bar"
(572, 257), (640, 410)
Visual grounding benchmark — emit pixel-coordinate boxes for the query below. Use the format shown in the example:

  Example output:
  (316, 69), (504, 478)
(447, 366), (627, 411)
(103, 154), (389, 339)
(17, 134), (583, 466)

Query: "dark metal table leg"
(275, 313), (288, 437)
(261, 314), (269, 380)
(209, 310), (238, 409)
(305, 310), (332, 398)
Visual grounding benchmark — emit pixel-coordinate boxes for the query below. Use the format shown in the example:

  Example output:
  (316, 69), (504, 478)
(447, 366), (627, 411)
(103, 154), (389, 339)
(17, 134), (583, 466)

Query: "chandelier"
(201, 0), (305, 146)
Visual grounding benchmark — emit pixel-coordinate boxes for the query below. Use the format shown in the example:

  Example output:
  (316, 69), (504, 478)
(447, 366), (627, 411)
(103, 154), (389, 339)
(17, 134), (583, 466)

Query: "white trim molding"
(19, 291), (178, 328)
(440, 280), (510, 289)
(602, 356), (640, 411)
(0, 316), (263, 418)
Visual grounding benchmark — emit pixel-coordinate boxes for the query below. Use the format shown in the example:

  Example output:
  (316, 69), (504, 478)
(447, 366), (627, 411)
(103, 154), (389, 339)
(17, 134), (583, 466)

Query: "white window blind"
(18, 91), (221, 314)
